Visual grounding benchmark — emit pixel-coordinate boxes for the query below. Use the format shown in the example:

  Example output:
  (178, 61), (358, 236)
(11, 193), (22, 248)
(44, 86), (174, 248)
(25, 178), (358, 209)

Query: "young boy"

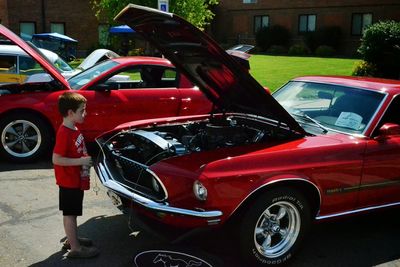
(52, 91), (99, 258)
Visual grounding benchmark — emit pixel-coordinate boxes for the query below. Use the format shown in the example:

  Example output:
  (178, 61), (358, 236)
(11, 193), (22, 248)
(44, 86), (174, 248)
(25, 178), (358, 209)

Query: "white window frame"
(352, 13), (372, 35)
(254, 15), (269, 33)
(20, 22), (35, 39)
(50, 23), (65, 34)
(299, 14), (316, 33)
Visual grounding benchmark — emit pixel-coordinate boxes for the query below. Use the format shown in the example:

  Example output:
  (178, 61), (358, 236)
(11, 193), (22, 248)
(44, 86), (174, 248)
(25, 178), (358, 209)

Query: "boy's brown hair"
(58, 92), (87, 117)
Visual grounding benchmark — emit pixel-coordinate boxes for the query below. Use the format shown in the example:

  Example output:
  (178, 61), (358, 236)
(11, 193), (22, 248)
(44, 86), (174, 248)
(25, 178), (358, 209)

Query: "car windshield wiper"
(291, 112), (329, 134)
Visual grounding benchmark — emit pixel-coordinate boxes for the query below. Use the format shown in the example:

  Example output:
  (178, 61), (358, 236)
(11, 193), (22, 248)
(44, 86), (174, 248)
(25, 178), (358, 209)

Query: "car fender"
(229, 176), (322, 220)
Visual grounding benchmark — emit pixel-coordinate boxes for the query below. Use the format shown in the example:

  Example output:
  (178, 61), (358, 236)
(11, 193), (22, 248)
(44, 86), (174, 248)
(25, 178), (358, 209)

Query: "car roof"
(0, 44), (58, 63)
(112, 56), (173, 66)
(0, 44), (30, 55)
(293, 76), (400, 95)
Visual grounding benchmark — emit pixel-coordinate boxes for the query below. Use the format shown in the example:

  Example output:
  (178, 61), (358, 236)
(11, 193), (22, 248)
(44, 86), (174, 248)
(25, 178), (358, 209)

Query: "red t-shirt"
(53, 125), (88, 188)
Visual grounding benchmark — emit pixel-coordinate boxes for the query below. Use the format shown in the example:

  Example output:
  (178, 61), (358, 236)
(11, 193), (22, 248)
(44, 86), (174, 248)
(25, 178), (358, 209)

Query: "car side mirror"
(94, 83), (115, 92)
(375, 123), (400, 141)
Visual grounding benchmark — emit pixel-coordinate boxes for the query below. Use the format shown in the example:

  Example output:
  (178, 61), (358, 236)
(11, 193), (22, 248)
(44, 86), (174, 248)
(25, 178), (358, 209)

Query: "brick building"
(212, 0), (400, 55)
(1, 1), (400, 56)
(0, 0), (107, 56)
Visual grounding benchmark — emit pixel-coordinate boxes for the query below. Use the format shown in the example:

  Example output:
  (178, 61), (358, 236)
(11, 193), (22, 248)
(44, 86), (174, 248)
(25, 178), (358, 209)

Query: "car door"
(79, 64), (181, 140)
(0, 54), (23, 83)
(359, 95), (400, 207)
(176, 73), (213, 116)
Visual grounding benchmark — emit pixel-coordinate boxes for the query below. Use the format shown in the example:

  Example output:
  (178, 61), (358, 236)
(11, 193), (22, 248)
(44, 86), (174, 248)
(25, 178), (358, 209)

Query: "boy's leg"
(59, 187), (99, 258)
(63, 215), (81, 251)
(59, 187), (84, 251)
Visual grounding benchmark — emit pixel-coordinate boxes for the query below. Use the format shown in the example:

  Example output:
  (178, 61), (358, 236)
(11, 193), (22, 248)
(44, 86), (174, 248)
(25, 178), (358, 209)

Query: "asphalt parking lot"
(1, 158), (400, 267)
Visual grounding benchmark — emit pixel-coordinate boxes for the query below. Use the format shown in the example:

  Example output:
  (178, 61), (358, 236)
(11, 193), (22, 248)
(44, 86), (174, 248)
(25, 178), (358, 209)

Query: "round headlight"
(151, 177), (160, 192)
(193, 180), (207, 201)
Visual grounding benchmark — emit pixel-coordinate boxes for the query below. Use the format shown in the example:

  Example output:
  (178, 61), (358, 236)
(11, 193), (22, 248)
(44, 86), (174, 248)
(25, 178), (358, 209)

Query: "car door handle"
(159, 97), (176, 101)
(181, 98), (191, 102)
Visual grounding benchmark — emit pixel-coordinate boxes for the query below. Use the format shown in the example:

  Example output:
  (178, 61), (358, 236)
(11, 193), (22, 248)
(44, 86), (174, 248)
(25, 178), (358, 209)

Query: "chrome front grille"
(108, 151), (167, 201)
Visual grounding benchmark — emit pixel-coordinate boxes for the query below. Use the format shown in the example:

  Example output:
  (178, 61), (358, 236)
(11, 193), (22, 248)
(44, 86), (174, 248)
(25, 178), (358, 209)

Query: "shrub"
(255, 25), (291, 51)
(267, 45), (288, 55)
(128, 48), (144, 56)
(288, 44), (310, 56)
(352, 60), (378, 77)
(305, 26), (342, 52)
(357, 20), (400, 79)
(315, 45), (336, 57)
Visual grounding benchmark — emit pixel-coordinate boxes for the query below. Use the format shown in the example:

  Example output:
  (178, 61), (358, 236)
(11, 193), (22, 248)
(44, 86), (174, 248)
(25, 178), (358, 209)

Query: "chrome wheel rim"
(254, 201), (301, 258)
(1, 120), (41, 158)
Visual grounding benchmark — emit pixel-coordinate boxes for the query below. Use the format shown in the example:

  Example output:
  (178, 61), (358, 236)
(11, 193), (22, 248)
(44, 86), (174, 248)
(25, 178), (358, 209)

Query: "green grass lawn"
(249, 55), (360, 92)
(69, 54), (359, 93)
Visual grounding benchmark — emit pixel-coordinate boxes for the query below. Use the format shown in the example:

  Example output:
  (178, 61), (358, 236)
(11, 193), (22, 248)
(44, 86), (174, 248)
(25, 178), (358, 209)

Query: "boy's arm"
(52, 153), (92, 166)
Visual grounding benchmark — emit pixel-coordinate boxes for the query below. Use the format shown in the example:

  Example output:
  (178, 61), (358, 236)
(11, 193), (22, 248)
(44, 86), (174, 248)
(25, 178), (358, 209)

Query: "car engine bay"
(101, 115), (298, 166)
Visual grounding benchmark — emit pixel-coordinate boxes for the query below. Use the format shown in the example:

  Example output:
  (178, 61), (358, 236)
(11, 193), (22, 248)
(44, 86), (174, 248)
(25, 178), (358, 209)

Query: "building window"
(20, 22), (35, 40)
(50, 23), (65, 34)
(299, 14), (316, 33)
(98, 24), (109, 46)
(254, 15), (269, 33)
(243, 0), (257, 3)
(352, 13), (372, 35)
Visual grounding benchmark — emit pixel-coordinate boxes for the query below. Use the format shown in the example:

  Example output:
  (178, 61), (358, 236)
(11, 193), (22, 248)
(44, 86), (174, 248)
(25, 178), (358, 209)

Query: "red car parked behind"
(0, 25), (212, 162)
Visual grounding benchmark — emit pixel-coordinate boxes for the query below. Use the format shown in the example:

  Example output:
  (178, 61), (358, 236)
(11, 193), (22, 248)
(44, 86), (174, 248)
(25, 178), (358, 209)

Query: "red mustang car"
(0, 25), (212, 162)
(94, 5), (400, 266)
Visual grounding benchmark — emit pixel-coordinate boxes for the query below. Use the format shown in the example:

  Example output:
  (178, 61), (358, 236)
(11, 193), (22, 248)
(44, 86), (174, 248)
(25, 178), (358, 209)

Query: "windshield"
(273, 81), (385, 135)
(53, 57), (73, 72)
(26, 41), (61, 74)
(68, 60), (119, 90)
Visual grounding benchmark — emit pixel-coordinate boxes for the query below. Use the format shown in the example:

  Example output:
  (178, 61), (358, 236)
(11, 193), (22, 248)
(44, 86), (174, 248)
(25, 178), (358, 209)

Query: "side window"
(104, 66), (178, 89)
(380, 96), (400, 125)
(372, 96), (400, 136)
(19, 56), (44, 75)
(161, 68), (177, 86)
(0, 55), (17, 74)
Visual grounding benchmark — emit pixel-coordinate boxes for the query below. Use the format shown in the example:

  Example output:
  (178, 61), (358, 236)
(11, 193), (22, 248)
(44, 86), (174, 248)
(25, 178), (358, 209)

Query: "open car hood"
(0, 25), (70, 89)
(78, 49), (119, 70)
(116, 5), (305, 134)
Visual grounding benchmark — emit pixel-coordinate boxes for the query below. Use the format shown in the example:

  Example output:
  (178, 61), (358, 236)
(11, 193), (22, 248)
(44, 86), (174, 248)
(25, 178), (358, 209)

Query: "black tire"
(239, 188), (311, 266)
(0, 113), (53, 162)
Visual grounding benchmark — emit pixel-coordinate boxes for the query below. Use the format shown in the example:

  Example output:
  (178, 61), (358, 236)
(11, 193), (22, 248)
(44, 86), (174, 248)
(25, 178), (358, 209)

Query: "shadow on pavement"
(0, 159), (53, 172)
(28, 214), (138, 267)
(28, 213), (227, 267)
(27, 207), (400, 267)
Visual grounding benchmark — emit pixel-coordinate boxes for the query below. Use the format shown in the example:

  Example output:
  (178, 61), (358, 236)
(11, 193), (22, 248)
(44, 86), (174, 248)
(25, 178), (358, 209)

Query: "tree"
(91, 0), (219, 31)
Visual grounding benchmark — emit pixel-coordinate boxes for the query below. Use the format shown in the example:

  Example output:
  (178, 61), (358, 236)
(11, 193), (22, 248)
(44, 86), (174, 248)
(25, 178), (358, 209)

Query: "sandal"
(62, 237), (93, 250)
(66, 245), (100, 259)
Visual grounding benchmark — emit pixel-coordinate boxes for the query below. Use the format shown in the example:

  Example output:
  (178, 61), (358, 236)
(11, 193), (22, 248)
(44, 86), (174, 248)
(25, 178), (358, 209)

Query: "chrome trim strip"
(229, 177), (322, 217)
(316, 201), (400, 220)
(96, 160), (223, 219)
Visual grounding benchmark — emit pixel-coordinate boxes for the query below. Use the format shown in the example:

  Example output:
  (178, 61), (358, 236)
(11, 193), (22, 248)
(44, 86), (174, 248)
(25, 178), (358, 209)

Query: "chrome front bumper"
(95, 159), (223, 221)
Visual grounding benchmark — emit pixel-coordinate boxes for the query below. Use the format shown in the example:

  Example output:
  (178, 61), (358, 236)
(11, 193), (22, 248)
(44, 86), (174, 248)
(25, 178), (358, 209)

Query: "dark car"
(0, 25), (212, 162)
